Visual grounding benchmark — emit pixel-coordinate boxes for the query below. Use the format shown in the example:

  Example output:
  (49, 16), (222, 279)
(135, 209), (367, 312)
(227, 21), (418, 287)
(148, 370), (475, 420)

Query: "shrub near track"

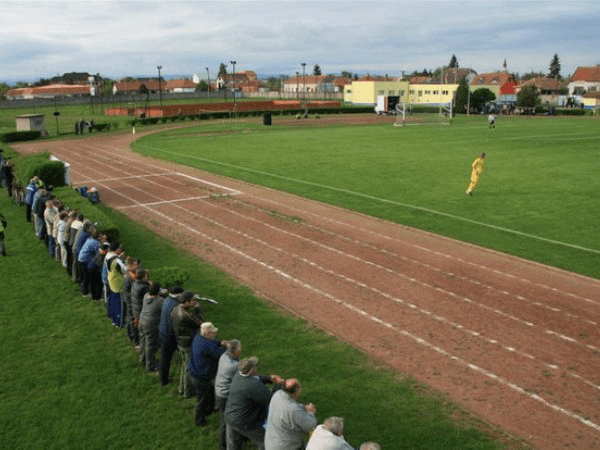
(132, 115), (600, 279)
(0, 180), (526, 449)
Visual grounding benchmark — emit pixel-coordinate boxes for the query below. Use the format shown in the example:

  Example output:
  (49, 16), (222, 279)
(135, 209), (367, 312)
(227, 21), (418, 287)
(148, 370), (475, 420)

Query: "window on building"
(442, 90), (449, 95)
(388, 90), (395, 95)
(418, 90), (423, 96)
(399, 90), (405, 96)
(378, 90), (384, 95)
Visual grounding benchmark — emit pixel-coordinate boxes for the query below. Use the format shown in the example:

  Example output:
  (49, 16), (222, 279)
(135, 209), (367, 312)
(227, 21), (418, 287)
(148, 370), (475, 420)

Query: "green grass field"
(132, 115), (600, 279)
(0, 187), (525, 449)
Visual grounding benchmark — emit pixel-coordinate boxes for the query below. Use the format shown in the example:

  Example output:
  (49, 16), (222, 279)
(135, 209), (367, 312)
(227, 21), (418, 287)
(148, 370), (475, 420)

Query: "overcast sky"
(1, 0), (598, 83)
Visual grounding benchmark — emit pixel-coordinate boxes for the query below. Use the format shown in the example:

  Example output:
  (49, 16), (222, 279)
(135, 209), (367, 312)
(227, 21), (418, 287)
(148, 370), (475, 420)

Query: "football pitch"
(133, 115), (600, 279)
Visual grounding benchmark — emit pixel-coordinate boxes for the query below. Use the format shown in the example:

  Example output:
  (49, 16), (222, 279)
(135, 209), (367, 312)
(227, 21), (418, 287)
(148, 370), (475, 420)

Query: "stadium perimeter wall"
(104, 100), (341, 117)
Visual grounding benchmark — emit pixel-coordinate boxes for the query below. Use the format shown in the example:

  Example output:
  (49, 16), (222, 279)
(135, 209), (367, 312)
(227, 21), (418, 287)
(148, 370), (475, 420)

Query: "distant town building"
(5, 84), (91, 100)
(568, 66), (600, 96)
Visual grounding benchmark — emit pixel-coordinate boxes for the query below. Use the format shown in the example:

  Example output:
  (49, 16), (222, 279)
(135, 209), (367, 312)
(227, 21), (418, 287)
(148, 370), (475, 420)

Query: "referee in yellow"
(466, 151), (486, 196)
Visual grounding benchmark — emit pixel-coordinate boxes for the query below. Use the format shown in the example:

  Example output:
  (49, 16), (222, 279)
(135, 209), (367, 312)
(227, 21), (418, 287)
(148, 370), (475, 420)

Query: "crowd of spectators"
(16, 174), (381, 450)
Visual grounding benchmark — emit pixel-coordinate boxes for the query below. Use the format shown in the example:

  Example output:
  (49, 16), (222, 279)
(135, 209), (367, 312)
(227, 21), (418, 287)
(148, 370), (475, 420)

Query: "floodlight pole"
(296, 72), (299, 99)
(230, 60), (236, 109)
(206, 67), (211, 104)
(157, 65), (163, 106)
(301, 63), (306, 100)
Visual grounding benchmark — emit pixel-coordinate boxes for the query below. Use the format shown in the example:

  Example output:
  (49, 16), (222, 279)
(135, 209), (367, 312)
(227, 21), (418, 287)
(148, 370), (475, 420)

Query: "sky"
(1, 0), (599, 84)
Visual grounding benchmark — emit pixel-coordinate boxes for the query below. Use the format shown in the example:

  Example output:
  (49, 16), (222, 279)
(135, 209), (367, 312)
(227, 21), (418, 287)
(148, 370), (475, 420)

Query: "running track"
(14, 130), (600, 449)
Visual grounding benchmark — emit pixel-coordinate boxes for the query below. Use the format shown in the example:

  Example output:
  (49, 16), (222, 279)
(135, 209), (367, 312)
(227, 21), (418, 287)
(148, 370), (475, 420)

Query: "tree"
(449, 54), (459, 69)
(196, 80), (209, 91)
(139, 84), (149, 95)
(313, 64), (322, 76)
(265, 77), (281, 92)
(470, 88), (496, 112)
(549, 54), (561, 79)
(218, 63), (228, 78)
(340, 70), (354, 79)
(0, 82), (10, 100)
(517, 84), (540, 108)
(454, 76), (470, 114)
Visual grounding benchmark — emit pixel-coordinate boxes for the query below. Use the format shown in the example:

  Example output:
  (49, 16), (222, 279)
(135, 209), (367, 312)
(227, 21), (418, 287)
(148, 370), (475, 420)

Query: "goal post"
(394, 102), (453, 126)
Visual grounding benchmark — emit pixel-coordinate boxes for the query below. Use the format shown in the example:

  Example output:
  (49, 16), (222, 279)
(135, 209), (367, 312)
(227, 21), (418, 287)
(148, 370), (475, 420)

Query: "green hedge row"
(1, 130), (42, 143)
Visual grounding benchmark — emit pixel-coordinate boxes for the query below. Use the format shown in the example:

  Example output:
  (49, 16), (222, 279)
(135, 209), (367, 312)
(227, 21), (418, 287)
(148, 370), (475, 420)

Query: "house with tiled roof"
(568, 66), (600, 96)
(581, 91), (600, 110)
(470, 72), (517, 104)
(516, 77), (566, 103)
(438, 68), (477, 84)
(282, 75), (329, 95)
(112, 80), (164, 95)
(165, 79), (196, 93)
(5, 84), (91, 100)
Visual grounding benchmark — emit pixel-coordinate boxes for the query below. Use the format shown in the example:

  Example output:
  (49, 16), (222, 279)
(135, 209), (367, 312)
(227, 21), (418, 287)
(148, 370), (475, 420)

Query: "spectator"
(122, 257), (140, 345)
(264, 378), (317, 450)
(1, 158), (13, 198)
(0, 209), (7, 256)
(44, 199), (59, 258)
(90, 240), (108, 300)
(77, 226), (99, 297)
(131, 267), (150, 351)
(158, 284), (184, 386)
(225, 357), (283, 450)
(69, 213), (85, 281)
(56, 210), (69, 268)
(189, 322), (228, 426)
(306, 417), (355, 450)
(24, 176), (39, 222)
(139, 281), (164, 372)
(31, 188), (49, 241)
(52, 202), (64, 263)
(106, 241), (127, 327)
(171, 292), (204, 398)
(215, 339), (242, 450)
(359, 443), (381, 450)
(63, 210), (78, 277)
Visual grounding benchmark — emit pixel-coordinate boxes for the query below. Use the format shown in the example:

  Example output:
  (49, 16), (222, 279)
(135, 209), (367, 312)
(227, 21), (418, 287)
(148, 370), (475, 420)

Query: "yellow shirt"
(471, 157), (486, 176)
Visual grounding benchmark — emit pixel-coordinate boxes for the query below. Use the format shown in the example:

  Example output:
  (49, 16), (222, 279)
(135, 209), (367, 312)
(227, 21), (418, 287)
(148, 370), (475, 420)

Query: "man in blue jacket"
(189, 322), (228, 426)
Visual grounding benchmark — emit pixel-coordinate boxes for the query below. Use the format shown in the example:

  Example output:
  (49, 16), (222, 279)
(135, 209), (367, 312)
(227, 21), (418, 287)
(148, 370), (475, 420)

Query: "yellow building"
(344, 77), (409, 105)
(406, 84), (458, 104)
(345, 76), (456, 105)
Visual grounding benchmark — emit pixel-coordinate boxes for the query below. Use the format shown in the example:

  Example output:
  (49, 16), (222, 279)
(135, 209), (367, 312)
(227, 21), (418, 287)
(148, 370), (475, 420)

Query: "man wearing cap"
(189, 321), (228, 426)
(158, 285), (184, 386)
(171, 292), (204, 397)
(264, 378), (317, 450)
(225, 357), (283, 450)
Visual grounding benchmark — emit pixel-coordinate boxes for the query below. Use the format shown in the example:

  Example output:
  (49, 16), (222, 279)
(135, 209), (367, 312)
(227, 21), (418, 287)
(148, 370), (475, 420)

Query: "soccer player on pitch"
(465, 152), (486, 196)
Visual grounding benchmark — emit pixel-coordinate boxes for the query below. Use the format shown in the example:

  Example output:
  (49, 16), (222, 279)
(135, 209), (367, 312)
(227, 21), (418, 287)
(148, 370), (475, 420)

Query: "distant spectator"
(225, 357), (283, 450)
(44, 199), (59, 258)
(106, 241), (127, 327)
(131, 268), (150, 351)
(189, 322), (228, 426)
(0, 210), (7, 256)
(139, 281), (164, 372)
(122, 257), (140, 345)
(306, 417), (354, 450)
(69, 213), (85, 282)
(24, 176), (39, 222)
(31, 188), (49, 241)
(264, 378), (317, 450)
(1, 158), (13, 198)
(158, 284), (184, 386)
(56, 210), (69, 268)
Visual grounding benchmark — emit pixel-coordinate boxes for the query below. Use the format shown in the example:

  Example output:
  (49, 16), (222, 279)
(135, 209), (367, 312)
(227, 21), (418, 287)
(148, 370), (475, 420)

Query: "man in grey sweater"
(224, 357), (283, 450)
(264, 379), (317, 450)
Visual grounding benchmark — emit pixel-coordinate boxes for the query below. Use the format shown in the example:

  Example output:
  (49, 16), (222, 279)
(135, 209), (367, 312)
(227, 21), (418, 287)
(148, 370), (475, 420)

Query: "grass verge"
(0, 185), (528, 449)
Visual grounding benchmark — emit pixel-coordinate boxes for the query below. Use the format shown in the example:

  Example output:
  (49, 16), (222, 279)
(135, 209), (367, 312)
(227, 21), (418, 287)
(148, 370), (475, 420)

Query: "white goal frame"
(394, 102), (453, 127)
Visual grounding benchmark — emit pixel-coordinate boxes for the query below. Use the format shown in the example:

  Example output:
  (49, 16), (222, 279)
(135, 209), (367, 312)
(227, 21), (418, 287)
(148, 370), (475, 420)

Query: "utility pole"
(301, 63), (306, 100)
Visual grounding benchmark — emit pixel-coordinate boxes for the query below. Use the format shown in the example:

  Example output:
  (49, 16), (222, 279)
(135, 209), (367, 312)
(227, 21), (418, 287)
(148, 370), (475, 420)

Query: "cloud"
(1, 0), (598, 83)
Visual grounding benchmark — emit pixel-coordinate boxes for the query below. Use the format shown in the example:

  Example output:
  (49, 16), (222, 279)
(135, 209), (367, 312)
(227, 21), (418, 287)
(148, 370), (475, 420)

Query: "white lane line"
(83, 176), (600, 433)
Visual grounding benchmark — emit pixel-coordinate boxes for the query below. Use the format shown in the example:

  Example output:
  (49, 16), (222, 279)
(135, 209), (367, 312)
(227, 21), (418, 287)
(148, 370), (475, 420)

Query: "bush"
(1, 130), (42, 143)
(93, 123), (111, 132)
(148, 266), (190, 288)
(15, 152), (67, 188)
(555, 108), (587, 116)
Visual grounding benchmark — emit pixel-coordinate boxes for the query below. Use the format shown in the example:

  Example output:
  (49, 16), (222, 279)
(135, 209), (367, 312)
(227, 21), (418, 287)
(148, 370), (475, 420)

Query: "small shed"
(16, 114), (46, 134)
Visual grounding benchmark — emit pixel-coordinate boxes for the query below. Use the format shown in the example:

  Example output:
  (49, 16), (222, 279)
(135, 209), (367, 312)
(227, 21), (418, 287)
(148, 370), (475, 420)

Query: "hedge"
(1, 130), (42, 143)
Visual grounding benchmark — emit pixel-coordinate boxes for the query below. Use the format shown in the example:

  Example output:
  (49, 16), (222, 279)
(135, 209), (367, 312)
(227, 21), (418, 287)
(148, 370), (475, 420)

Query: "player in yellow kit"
(465, 151), (486, 196)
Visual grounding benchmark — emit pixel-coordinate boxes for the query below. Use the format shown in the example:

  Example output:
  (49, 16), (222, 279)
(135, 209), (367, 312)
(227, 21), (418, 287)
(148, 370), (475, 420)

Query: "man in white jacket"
(306, 416), (355, 450)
